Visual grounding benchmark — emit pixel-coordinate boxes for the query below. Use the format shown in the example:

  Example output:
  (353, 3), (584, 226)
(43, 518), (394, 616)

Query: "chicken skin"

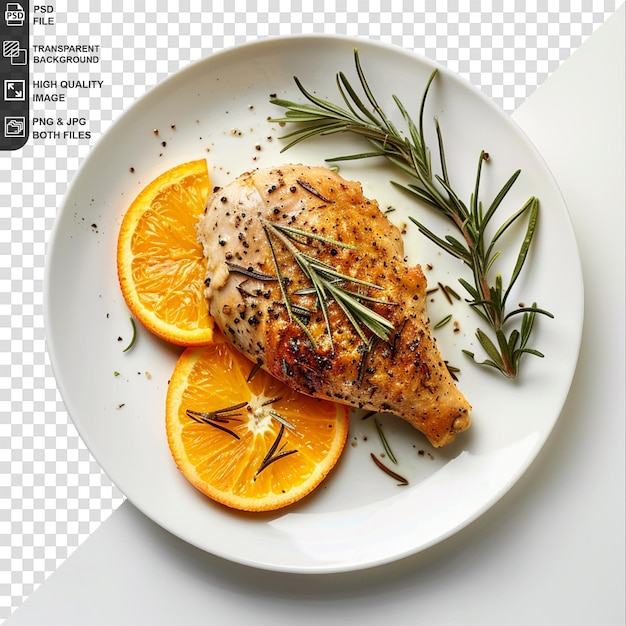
(197, 165), (470, 447)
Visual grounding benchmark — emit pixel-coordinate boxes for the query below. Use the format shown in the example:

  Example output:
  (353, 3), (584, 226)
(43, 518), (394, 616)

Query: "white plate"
(44, 35), (583, 573)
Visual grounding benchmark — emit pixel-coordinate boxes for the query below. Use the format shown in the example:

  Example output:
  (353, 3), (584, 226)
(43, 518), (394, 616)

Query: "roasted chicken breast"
(197, 165), (470, 447)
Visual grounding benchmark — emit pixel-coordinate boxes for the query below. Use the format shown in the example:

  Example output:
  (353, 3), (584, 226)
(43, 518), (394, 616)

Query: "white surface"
(10, 6), (625, 624)
(44, 35), (583, 573)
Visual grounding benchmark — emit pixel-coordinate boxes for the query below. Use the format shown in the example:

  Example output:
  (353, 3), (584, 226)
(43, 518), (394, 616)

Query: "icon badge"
(4, 116), (26, 137)
(4, 3), (25, 26)
(4, 79), (25, 101)
(2, 40), (28, 65)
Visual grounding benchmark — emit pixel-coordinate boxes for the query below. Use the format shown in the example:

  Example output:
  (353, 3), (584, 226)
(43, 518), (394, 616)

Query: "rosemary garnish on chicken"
(269, 49), (553, 379)
(262, 219), (396, 350)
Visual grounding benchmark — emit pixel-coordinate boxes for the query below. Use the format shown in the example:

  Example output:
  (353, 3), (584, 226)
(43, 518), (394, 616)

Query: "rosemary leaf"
(434, 314), (453, 329)
(268, 409), (296, 431)
(370, 453), (409, 486)
(481, 169), (522, 231)
(374, 418), (398, 464)
(246, 360), (263, 382)
(503, 197), (539, 305)
(122, 316), (137, 353)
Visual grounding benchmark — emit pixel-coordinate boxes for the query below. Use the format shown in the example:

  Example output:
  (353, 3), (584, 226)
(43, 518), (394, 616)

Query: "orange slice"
(166, 336), (349, 512)
(117, 159), (214, 346)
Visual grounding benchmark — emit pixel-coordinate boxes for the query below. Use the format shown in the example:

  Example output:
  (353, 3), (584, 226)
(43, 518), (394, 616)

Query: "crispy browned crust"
(197, 165), (471, 447)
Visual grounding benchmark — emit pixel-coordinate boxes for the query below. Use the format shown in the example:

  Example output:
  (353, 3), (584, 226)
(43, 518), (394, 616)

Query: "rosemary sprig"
(256, 424), (297, 476)
(262, 219), (395, 350)
(186, 402), (247, 439)
(269, 49), (553, 378)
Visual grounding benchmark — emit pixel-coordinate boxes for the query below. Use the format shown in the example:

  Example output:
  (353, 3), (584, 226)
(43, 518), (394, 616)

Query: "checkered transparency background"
(0, 0), (620, 619)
